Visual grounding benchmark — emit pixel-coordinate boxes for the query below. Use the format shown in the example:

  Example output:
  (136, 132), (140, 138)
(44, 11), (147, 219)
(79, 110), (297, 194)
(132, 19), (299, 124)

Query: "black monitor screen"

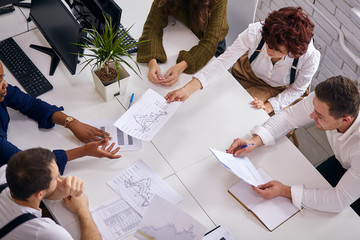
(30, 0), (81, 74)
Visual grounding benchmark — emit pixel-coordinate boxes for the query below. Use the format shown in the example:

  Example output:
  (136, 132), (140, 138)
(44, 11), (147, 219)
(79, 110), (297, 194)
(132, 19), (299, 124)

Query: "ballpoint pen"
(128, 93), (134, 109)
(239, 143), (255, 149)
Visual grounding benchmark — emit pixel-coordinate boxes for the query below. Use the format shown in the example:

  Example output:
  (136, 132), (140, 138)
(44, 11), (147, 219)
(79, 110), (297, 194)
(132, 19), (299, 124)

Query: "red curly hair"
(158, 0), (217, 32)
(261, 7), (314, 58)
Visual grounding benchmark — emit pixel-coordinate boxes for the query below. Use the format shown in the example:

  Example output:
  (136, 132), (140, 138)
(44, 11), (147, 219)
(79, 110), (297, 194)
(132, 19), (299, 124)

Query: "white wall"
(254, 0), (360, 89)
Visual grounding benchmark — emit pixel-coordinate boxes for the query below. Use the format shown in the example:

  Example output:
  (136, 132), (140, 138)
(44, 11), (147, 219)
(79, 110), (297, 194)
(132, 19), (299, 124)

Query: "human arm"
(252, 180), (291, 199)
(251, 92), (315, 146)
(136, 0), (168, 64)
(65, 139), (121, 161)
(164, 77), (202, 102)
(63, 194), (102, 240)
(51, 112), (110, 143)
(177, 0), (228, 74)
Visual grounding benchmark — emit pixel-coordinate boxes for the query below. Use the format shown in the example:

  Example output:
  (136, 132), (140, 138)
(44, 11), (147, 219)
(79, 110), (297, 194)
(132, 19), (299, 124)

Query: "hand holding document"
(209, 147), (266, 186)
(114, 88), (182, 141)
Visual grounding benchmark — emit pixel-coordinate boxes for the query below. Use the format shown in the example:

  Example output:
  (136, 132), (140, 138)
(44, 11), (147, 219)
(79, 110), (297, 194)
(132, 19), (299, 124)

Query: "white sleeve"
(252, 92), (315, 145)
(194, 23), (261, 89)
(268, 47), (321, 113)
(301, 153), (360, 213)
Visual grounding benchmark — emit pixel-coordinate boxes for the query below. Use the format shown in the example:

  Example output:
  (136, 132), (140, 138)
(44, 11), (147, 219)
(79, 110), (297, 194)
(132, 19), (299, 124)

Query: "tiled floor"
(289, 123), (333, 167)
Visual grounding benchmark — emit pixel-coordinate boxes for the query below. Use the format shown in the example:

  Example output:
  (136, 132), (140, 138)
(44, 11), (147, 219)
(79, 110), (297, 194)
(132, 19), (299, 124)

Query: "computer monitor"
(65, 0), (121, 32)
(29, 0), (82, 75)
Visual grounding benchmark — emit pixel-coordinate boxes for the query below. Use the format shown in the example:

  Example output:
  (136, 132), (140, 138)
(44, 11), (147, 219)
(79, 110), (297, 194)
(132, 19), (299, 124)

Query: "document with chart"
(107, 160), (183, 216)
(89, 120), (142, 151)
(114, 88), (182, 141)
(209, 147), (266, 186)
(91, 196), (142, 240)
(134, 195), (207, 240)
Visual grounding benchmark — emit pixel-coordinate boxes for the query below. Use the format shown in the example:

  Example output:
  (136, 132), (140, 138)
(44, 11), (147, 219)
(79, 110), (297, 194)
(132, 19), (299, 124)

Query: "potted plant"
(76, 15), (143, 101)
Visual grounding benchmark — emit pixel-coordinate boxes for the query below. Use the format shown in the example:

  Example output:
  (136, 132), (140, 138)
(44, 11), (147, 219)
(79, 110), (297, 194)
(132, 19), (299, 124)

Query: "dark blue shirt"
(0, 84), (67, 174)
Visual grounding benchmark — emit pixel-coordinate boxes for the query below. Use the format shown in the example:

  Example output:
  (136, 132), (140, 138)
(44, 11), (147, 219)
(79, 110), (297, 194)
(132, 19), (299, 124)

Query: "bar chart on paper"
(89, 120), (142, 151)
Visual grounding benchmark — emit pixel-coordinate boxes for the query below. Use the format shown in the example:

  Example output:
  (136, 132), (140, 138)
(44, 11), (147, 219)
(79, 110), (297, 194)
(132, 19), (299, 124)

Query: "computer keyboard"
(0, 5), (15, 15)
(0, 37), (53, 97)
(119, 23), (138, 54)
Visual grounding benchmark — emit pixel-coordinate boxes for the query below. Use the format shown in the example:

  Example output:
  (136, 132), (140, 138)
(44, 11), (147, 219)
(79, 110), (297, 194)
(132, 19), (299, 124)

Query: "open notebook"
(228, 168), (300, 232)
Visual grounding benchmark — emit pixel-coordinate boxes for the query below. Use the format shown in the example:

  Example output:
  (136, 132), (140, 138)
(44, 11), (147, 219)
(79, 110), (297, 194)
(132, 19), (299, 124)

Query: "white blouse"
(193, 22), (321, 113)
(252, 92), (360, 213)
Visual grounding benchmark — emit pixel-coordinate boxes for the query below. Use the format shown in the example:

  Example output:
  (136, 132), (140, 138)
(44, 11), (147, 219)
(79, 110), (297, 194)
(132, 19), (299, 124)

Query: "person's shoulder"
(33, 217), (73, 240)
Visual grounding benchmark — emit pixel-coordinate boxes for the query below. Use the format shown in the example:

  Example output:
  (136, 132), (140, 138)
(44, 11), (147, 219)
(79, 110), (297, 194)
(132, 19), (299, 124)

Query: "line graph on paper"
(133, 111), (168, 133)
(114, 89), (181, 141)
(136, 224), (196, 240)
(133, 196), (207, 240)
(107, 160), (182, 216)
(124, 176), (153, 207)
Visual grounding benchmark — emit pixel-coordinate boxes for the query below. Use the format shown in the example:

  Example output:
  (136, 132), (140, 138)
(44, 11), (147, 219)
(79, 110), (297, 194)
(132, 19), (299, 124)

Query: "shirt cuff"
(251, 125), (275, 145)
(291, 184), (304, 210)
(267, 98), (282, 114)
(53, 150), (68, 175)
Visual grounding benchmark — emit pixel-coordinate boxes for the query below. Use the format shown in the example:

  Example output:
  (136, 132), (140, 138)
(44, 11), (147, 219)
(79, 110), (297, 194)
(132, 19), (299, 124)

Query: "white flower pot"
(91, 62), (130, 101)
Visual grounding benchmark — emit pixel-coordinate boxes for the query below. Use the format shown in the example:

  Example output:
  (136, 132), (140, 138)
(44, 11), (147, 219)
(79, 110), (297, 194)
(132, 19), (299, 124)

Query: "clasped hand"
(148, 59), (186, 86)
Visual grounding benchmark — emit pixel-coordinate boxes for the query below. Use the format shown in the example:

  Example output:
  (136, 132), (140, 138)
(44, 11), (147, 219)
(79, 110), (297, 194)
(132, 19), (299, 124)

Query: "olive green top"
(137, 0), (229, 74)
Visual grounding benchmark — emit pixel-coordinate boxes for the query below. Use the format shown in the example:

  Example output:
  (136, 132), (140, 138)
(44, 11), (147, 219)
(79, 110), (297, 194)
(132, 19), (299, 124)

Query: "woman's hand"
(148, 58), (163, 84)
(251, 98), (274, 114)
(161, 61), (188, 86)
(165, 77), (202, 103)
(67, 120), (110, 143)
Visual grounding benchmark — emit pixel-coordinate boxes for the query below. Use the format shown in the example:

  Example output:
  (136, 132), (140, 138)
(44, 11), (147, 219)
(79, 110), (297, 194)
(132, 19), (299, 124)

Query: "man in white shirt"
(0, 148), (102, 239)
(227, 76), (360, 215)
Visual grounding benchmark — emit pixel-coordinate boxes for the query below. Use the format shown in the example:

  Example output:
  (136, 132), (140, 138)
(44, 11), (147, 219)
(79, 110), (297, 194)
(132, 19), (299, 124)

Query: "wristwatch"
(64, 116), (74, 128)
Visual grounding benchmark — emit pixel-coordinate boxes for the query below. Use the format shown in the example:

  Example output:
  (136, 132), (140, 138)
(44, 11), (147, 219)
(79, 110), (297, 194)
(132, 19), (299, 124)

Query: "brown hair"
(6, 148), (55, 201)
(158, 0), (216, 32)
(315, 76), (360, 119)
(262, 7), (314, 58)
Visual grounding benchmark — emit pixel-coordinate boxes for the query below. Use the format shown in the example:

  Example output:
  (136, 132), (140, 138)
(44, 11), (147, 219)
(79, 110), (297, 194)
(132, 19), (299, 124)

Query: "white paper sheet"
(209, 148), (266, 186)
(89, 120), (142, 151)
(91, 197), (142, 240)
(114, 88), (182, 141)
(107, 160), (183, 216)
(134, 195), (207, 240)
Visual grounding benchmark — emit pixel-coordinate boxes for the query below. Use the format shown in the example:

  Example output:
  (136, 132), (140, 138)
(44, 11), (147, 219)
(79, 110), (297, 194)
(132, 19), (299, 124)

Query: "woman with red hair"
(166, 7), (320, 114)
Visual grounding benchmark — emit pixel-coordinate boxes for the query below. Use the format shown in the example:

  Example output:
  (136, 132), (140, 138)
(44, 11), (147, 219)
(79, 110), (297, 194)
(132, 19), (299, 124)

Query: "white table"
(2, 1), (360, 240)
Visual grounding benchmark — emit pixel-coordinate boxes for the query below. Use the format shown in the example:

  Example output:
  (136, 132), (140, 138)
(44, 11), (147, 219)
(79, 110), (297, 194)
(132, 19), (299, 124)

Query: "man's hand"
(67, 120), (110, 143)
(252, 180), (291, 199)
(161, 61), (188, 86)
(148, 58), (163, 84)
(226, 138), (256, 156)
(47, 176), (84, 200)
(63, 193), (89, 215)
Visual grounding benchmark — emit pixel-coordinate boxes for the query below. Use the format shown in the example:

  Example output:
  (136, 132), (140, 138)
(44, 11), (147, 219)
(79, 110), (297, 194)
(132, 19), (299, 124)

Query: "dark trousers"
(316, 156), (360, 216)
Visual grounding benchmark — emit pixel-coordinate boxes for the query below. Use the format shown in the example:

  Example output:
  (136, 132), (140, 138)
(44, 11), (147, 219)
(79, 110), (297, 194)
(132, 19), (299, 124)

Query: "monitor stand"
(30, 44), (60, 76)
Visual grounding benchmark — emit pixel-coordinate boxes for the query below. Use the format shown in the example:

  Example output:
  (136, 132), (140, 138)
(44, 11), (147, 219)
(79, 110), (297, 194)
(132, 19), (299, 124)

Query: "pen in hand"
(234, 143), (255, 152)
(128, 93), (134, 109)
